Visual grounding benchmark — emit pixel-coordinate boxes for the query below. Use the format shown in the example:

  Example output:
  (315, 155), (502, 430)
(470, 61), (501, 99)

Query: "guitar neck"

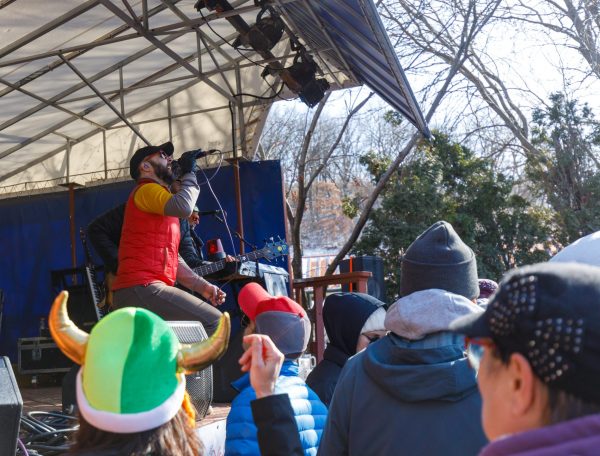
(193, 248), (268, 277)
(80, 228), (94, 267)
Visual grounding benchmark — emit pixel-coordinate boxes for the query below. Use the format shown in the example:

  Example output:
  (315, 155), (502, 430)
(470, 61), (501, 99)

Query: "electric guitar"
(79, 228), (107, 318)
(193, 238), (288, 277)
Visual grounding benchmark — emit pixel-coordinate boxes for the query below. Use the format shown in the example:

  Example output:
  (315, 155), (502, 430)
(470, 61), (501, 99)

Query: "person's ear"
(507, 353), (539, 416)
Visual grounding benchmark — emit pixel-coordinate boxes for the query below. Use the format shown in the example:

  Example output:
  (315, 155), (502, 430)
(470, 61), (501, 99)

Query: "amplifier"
(340, 256), (386, 302)
(167, 321), (213, 420)
(18, 337), (73, 374)
(0, 357), (22, 456)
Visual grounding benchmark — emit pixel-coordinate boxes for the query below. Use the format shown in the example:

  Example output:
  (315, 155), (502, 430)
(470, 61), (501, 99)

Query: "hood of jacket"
(362, 331), (478, 402)
(385, 288), (483, 340)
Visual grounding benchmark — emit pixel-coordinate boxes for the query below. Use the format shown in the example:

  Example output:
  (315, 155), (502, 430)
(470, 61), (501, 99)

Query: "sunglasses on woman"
(465, 337), (495, 371)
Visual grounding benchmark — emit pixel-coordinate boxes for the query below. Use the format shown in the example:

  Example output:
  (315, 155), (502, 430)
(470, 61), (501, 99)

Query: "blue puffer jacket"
(225, 360), (328, 456)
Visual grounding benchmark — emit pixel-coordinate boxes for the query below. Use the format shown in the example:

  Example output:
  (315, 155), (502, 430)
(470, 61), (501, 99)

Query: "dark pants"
(113, 282), (222, 335)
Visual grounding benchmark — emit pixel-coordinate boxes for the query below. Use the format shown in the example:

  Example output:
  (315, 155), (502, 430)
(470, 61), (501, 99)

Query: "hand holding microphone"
(177, 149), (219, 174)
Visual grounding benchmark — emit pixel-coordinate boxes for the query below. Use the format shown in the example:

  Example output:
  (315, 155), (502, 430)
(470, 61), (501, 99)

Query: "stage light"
(298, 78), (330, 107)
(279, 53), (330, 107)
(233, 8), (285, 52)
(195, 0), (329, 107)
(194, 0), (219, 11)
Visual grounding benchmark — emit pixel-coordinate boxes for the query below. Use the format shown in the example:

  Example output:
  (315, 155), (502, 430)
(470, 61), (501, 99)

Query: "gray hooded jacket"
(317, 290), (488, 456)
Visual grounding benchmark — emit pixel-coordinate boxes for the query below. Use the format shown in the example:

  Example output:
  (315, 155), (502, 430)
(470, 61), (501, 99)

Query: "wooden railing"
(293, 271), (372, 362)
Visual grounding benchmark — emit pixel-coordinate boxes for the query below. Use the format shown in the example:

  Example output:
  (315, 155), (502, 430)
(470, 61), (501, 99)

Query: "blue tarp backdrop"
(0, 160), (288, 360)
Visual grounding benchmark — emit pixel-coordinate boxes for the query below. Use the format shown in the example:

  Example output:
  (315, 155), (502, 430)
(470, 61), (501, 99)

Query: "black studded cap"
(451, 261), (600, 404)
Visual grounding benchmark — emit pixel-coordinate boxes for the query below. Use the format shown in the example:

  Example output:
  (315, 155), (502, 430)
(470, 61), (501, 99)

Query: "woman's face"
(477, 346), (513, 440)
(355, 330), (388, 353)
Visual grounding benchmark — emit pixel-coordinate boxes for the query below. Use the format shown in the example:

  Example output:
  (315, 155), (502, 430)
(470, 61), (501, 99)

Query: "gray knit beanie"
(401, 221), (479, 299)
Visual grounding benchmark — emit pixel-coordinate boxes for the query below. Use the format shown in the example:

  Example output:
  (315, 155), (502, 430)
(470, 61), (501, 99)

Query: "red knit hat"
(238, 282), (309, 357)
(238, 282), (307, 321)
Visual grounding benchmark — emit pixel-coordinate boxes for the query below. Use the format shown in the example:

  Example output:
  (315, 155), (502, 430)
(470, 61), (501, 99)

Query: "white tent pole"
(103, 131), (108, 180)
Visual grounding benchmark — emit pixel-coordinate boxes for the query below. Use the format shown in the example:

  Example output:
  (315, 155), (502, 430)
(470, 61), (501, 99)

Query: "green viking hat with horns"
(49, 291), (230, 433)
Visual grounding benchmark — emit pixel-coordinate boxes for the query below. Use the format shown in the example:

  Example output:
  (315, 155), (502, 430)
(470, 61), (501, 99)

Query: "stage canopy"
(0, 0), (430, 197)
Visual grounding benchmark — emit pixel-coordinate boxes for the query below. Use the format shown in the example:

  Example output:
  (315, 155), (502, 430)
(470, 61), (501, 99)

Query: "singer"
(110, 142), (226, 335)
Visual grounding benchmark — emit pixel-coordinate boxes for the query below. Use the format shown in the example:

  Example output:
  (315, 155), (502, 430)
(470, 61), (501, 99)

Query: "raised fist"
(177, 149), (204, 174)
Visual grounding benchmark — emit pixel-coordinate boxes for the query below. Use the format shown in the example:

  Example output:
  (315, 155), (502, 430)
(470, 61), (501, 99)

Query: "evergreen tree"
(354, 132), (553, 302)
(528, 93), (600, 244)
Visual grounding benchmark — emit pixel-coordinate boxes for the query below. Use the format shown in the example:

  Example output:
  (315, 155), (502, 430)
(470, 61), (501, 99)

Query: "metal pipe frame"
(0, 0), (423, 189)
(59, 54), (151, 146)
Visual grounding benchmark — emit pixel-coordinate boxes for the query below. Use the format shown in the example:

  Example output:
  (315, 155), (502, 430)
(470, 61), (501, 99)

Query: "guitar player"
(179, 205), (236, 270)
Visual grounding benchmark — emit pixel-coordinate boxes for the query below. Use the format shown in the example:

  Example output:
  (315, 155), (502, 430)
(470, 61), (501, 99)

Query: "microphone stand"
(235, 232), (261, 279)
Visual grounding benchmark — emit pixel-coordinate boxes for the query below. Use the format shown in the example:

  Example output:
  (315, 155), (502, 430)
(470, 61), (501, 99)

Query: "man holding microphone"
(111, 142), (225, 335)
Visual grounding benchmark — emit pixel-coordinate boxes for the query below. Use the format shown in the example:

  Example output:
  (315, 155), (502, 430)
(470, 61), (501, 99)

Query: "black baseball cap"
(129, 141), (174, 179)
(451, 262), (600, 404)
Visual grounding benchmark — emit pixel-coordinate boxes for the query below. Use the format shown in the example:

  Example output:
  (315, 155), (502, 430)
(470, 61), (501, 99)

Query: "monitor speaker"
(339, 256), (386, 302)
(51, 268), (102, 334)
(62, 365), (78, 415)
(167, 321), (213, 419)
(211, 330), (244, 402)
(0, 357), (22, 455)
(64, 286), (99, 333)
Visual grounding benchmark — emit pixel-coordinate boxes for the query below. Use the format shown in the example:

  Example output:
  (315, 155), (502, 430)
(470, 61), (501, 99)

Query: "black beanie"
(401, 221), (479, 299)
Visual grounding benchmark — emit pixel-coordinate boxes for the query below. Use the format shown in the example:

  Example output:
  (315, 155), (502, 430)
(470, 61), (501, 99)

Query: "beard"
(150, 160), (174, 185)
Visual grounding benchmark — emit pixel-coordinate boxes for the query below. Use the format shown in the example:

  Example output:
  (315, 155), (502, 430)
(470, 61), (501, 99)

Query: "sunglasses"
(465, 337), (495, 371)
(363, 331), (386, 344)
(142, 150), (169, 165)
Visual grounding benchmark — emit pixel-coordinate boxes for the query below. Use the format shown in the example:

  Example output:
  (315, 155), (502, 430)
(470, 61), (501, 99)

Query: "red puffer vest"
(112, 180), (180, 290)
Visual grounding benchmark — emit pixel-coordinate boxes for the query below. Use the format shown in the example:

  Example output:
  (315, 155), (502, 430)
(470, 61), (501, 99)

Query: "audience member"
(241, 333), (304, 456)
(477, 278), (499, 308)
(451, 262), (600, 455)
(47, 291), (230, 455)
(306, 292), (386, 406)
(226, 282), (328, 455)
(318, 221), (488, 455)
(550, 230), (600, 267)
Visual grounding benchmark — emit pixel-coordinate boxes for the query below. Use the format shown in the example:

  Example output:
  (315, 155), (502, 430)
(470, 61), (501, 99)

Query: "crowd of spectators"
(53, 141), (600, 455)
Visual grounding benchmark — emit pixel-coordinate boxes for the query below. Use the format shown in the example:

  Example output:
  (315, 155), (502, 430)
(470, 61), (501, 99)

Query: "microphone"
(195, 149), (220, 159)
(198, 209), (223, 216)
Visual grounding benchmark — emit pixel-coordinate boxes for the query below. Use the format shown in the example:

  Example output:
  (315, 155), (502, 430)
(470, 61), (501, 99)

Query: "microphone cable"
(17, 410), (79, 455)
(198, 160), (238, 259)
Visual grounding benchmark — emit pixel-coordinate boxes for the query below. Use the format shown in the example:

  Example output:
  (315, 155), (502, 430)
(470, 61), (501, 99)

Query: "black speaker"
(62, 364), (79, 415)
(0, 357), (22, 456)
(167, 321), (213, 419)
(51, 268), (101, 333)
(339, 256), (386, 302)
(64, 286), (99, 333)
(211, 330), (244, 402)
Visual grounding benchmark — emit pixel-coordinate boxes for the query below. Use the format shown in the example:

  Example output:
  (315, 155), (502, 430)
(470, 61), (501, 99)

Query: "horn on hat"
(177, 312), (230, 373)
(48, 291), (89, 364)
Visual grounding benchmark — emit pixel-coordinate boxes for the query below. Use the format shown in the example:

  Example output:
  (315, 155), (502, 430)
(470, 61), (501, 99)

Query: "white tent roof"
(0, 0), (429, 197)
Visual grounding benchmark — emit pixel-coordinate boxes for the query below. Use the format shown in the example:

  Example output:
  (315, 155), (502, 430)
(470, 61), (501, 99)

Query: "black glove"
(170, 159), (182, 179)
(177, 149), (204, 174)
